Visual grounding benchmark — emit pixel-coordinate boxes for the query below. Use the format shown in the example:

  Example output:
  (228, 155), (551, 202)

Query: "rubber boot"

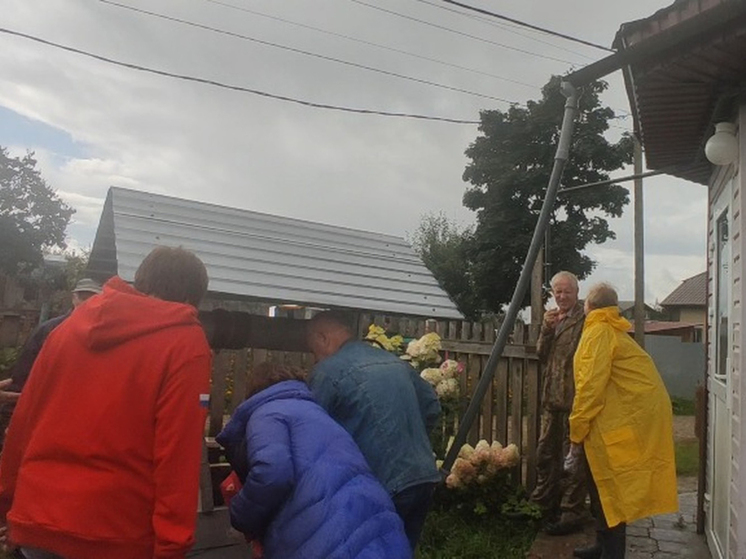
(573, 533), (602, 559)
(600, 523), (626, 559)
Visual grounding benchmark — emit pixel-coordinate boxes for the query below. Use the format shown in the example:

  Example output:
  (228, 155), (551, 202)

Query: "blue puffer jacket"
(216, 381), (411, 559)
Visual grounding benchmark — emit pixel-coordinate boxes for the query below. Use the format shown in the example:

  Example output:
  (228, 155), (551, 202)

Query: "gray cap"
(72, 278), (102, 294)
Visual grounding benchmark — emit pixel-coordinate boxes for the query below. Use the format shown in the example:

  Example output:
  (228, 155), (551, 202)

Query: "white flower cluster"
(403, 332), (442, 368)
(420, 359), (463, 402)
(445, 439), (520, 489)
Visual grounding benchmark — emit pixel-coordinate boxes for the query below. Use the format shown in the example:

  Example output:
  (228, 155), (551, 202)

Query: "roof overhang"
(612, 0), (746, 184)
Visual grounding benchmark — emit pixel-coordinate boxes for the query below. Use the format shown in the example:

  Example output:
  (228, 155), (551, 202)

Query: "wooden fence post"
(495, 358), (509, 446)
(524, 357), (541, 493)
(229, 350), (249, 414)
(510, 358), (525, 486)
(208, 351), (231, 438)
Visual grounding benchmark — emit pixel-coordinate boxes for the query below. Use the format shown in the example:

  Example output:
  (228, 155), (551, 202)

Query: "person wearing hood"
(568, 283), (678, 559)
(216, 362), (411, 559)
(0, 246), (211, 559)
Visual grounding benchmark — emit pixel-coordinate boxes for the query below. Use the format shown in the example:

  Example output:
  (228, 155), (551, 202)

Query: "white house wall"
(706, 105), (746, 559)
(734, 105), (746, 559)
(707, 106), (744, 559)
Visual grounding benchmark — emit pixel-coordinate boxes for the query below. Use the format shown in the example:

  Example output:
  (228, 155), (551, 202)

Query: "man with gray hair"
(530, 271), (589, 535)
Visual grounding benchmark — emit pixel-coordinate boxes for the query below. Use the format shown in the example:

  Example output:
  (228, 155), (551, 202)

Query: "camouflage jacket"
(537, 301), (585, 412)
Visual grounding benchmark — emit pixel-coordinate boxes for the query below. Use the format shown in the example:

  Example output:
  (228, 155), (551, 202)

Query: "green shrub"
(418, 499), (538, 559)
(675, 439), (699, 476)
(671, 397), (696, 416)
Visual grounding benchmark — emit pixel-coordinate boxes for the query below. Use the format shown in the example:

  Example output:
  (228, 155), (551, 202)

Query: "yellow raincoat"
(570, 306), (678, 527)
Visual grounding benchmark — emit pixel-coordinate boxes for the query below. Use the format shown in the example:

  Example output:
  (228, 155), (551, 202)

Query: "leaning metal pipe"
(441, 81), (580, 474)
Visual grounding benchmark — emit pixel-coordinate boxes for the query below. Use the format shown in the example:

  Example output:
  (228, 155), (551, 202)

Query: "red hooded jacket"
(0, 277), (211, 559)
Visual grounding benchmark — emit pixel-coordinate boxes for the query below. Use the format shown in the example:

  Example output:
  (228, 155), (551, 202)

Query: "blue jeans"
(21, 548), (66, 559)
(391, 482), (437, 550)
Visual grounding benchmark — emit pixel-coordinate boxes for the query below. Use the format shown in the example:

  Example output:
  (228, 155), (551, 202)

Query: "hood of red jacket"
(70, 276), (202, 351)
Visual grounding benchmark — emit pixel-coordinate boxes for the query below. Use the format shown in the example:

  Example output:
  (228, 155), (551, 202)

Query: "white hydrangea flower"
(420, 368), (444, 387)
(435, 378), (459, 399)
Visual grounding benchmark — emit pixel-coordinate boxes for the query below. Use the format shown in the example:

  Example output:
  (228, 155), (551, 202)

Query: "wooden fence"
(203, 314), (542, 507)
(360, 314), (541, 491)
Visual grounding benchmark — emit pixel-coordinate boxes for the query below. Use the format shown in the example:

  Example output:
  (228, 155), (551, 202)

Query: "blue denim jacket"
(309, 341), (441, 495)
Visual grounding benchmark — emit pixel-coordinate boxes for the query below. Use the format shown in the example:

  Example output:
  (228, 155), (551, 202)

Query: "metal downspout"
(441, 81), (580, 473)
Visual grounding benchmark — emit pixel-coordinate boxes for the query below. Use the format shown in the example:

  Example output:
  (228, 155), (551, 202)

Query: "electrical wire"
(346, 0), (582, 65)
(441, 0), (615, 53)
(410, 0), (596, 61)
(98, 0), (515, 105)
(0, 27), (482, 124)
(201, 0), (539, 89)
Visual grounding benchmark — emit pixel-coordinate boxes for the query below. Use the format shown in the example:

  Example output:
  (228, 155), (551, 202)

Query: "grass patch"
(671, 397), (696, 416)
(418, 507), (538, 559)
(675, 439), (700, 476)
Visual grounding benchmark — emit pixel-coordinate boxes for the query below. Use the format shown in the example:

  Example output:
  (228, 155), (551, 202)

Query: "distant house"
(617, 300), (657, 321)
(660, 272), (707, 326)
(627, 320), (700, 343)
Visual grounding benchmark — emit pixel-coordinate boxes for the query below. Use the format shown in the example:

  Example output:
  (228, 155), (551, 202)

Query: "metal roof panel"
(87, 187), (463, 319)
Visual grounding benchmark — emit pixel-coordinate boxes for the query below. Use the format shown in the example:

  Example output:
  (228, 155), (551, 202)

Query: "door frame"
(706, 177), (733, 559)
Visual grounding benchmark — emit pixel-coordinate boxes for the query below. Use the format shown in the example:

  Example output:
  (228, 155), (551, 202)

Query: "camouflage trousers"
(529, 409), (588, 521)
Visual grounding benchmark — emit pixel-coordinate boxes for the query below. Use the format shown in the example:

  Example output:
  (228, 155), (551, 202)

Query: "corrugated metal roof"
(613, 0), (746, 185)
(627, 320), (699, 334)
(660, 271), (707, 306)
(87, 187), (463, 319)
(617, 300), (655, 312)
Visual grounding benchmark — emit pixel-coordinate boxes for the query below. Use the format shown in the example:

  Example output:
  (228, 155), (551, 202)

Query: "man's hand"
(0, 524), (16, 554)
(543, 309), (560, 330)
(563, 443), (583, 473)
(0, 380), (20, 404)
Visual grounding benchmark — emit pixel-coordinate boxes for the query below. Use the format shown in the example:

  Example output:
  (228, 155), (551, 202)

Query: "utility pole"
(633, 138), (645, 348)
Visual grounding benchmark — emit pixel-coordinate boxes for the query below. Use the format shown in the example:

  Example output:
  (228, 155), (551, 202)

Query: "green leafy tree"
(47, 249), (91, 315)
(462, 76), (633, 312)
(0, 147), (74, 274)
(410, 212), (480, 319)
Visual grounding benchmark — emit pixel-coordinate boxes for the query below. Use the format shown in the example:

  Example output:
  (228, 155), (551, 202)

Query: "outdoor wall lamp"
(705, 122), (739, 166)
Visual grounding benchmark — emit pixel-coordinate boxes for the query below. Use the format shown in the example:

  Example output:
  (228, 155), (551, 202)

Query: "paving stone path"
(527, 488), (710, 559)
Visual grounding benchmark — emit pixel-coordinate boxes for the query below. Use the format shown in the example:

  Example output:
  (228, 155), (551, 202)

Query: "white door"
(707, 183), (732, 559)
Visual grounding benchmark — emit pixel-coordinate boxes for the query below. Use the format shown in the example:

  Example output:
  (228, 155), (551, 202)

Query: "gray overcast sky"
(0, 0), (706, 304)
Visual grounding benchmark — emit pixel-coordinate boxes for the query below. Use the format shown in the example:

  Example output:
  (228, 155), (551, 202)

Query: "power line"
(201, 0), (539, 89)
(0, 27), (481, 124)
(410, 0), (596, 61)
(441, 0), (615, 53)
(98, 0), (515, 105)
(346, 0), (581, 65)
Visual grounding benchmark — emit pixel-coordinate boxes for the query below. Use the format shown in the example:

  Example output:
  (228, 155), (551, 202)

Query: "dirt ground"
(673, 414), (697, 442)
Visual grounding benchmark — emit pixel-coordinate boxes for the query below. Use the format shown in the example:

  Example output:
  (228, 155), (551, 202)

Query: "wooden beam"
(200, 311), (309, 351)
(440, 340), (536, 359)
